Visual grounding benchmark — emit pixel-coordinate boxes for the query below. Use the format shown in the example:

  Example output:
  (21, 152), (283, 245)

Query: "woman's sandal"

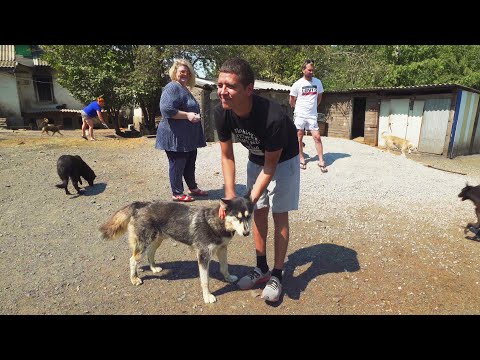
(300, 162), (307, 170)
(188, 188), (208, 196)
(318, 163), (328, 173)
(172, 194), (195, 202)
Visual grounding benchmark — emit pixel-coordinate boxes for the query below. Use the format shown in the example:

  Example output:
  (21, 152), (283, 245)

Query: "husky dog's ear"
(220, 198), (231, 209)
(244, 187), (252, 200)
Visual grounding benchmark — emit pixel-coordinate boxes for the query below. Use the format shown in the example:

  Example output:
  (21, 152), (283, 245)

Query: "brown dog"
(41, 118), (63, 136)
(458, 183), (480, 237)
(381, 132), (417, 155)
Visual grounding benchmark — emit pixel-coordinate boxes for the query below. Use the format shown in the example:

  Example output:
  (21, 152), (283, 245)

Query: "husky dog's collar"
(219, 207), (226, 219)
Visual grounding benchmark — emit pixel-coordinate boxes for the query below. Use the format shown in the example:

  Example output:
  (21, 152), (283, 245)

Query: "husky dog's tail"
(99, 202), (150, 240)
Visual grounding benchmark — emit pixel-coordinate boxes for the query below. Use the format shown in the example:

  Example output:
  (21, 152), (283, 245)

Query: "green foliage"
(40, 45), (480, 133)
(201, 45), (480, 91)
(40, 45), (135, 131)
(41, 45), (170, 131)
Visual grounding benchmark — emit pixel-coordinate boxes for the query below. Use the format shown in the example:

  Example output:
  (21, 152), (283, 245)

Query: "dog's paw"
(203, 293), (217, 304)
(131, 277), (143, 286)
(224, 274), (238, 283)
(150, 266), (163, 273)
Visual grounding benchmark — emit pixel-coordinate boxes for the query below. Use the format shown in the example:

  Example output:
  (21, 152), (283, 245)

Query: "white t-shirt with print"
(290, 77), (324, 119)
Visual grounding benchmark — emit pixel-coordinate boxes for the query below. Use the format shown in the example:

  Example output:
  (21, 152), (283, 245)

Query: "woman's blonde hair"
(168, 58), (196, 88)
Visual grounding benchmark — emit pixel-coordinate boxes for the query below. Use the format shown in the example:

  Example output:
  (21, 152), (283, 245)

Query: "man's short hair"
(302, 59), (315, 70)
(219, 58), (255, 88)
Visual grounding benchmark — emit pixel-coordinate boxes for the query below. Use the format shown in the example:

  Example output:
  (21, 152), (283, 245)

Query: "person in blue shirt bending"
(81, 97), (108, 141)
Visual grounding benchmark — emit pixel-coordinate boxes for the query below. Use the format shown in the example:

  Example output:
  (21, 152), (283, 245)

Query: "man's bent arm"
(250, 149), (282, 204)
(220, 140), (236, 199)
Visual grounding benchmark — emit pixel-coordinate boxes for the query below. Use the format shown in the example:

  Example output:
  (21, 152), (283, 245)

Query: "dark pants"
(165, 150), (198, 195)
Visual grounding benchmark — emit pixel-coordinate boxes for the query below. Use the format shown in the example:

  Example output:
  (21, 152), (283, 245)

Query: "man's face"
(303, 64), (314, 80)
(217, 72), (253, 111)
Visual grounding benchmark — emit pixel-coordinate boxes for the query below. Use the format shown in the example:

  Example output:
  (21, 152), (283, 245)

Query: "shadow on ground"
(84, 182), (107, 196)
(258, 243), (360, 307)
(193, 184), (248, 201)
(140, 260), (252, 298)
(305, 152), (351, 166)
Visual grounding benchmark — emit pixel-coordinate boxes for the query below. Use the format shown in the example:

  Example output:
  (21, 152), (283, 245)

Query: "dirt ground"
(1, 128), (480, 315)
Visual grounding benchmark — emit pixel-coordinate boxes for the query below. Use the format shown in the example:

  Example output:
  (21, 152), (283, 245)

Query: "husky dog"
(458, 183), (480, 238)
(55, 155), (96, 195)
(381, 132), (417, 155)
(41, 119), (63, 136)
(99, 191), (254, 304)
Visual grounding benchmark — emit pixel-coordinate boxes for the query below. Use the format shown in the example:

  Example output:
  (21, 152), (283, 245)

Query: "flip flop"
(300, 162), (307, 170)
(81, 135), (88, 140)
(172, 194), (195, 202)
(188, 188), (208, 196)
(318, 163), (328, 173)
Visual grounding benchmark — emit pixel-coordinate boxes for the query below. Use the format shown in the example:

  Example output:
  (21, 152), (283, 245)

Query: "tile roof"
(0, 45), (15, 68)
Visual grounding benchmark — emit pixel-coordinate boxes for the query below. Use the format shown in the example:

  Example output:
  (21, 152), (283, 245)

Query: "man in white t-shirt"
(289, 59), (327, 172)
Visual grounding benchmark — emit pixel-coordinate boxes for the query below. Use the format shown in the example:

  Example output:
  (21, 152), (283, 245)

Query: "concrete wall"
(15, 66), (84, 113)
(0, 72), (22, 126)
(52, 74), (85, 109)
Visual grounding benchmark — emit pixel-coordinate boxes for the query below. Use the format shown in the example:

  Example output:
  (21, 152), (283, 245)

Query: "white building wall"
(52, 74), (85, 109)
(15, 68), (37, 111)
(0, 72), (22, 124)
(15, 67), (85, 113)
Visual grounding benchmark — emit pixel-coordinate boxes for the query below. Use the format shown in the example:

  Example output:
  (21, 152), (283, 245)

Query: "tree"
(40, 45), (134, 133)
(130, 46), (169, 132)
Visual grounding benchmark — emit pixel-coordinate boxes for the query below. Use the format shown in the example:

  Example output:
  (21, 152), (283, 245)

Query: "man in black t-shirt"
(214, 58), (300, 303)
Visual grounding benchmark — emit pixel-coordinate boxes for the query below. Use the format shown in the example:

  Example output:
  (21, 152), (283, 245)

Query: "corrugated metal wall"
(450, 90), (480, 157)
(472, 112), (480, 154)
(405, 100), (424, 148)
(418, 98), (451, 154)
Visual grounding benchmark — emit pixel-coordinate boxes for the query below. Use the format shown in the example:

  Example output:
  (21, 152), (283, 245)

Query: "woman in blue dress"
(155, 59), (208, 202)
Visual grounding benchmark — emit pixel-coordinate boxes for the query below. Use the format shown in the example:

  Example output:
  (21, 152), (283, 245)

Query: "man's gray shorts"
(247, 154), (300, 213)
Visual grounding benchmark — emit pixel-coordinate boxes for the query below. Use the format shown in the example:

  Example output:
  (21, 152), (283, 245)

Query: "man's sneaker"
(237, 267), (271, 290)
(261, 276), (282, 302)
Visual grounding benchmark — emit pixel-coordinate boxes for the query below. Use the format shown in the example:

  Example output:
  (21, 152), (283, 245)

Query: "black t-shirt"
(214, 94), (299, 166)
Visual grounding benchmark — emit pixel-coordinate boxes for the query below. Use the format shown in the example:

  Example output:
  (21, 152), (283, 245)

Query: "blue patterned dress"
(155, 81), (206, 152)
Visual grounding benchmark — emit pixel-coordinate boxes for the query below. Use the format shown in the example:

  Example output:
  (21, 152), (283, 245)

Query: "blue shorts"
(247, 154), (300, 213)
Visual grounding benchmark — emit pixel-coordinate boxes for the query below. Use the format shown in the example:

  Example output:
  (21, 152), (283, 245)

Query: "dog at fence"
(458, 183), (480, 238)
(41, 118), (63, 136)
(55, 155), (96, 195)
(381, 132), (417, 155)
(99, 191), (254, 303)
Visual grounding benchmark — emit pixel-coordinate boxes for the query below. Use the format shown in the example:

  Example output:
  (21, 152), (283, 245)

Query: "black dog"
(55, 155), (96, 195)
(458, 183), (480, 238)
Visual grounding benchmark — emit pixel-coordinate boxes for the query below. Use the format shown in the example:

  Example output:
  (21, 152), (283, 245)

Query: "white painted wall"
(0, 72), (22, 123)
(52, 72), (85, 109)
(15, 67), (85, 112)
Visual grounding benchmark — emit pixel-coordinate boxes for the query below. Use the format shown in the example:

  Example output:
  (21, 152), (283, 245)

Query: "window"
(34, 75), (53, 102)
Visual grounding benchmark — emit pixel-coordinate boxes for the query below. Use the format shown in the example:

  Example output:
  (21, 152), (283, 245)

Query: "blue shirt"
(82, 101), (102, 118)
(155, 81), (206, 152)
